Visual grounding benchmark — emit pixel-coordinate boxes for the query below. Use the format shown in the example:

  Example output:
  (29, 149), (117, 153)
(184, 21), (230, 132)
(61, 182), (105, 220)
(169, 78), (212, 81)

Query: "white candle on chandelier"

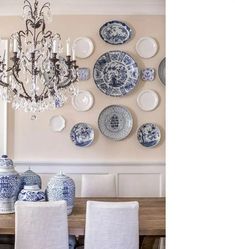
(52, 40), (57, 53)
(72, 48), (76, 60)
(66, 38), (71, 56)
(13, 37), (18, 52)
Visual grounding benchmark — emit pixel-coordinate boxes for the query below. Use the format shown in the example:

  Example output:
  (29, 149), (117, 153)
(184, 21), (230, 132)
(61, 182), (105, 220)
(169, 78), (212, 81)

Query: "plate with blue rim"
(70, 123), (94, 147)
(137, 123), (161, 148)
(98, 105), (133, 140)
(99, 20), (132, 45)
(93, 50), (139, 97)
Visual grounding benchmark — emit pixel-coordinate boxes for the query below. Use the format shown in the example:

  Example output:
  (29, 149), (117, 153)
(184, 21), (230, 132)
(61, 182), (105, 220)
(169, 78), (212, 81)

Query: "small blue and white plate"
(137, 123), (161, 148)
(141, 68), (155, 81)
(99, 20), (132, 45)
(70, 123), (94, 147)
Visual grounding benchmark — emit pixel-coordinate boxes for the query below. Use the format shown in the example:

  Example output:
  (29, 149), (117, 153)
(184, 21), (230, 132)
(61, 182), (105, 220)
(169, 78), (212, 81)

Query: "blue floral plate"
(70, 123), (94, 147)
(99, 20), (132, 45)
(93, 51), (139, 97)
(137, 123), (161, 147)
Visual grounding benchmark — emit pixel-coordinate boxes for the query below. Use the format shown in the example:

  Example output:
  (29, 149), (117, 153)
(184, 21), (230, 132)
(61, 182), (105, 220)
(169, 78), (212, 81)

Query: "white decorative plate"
(73, 37), (94, 59)
(137, 90), (159, 111)
(49, 115), (66, 132)
(135, 37), (158, 59)
(72, 90), (94, 112)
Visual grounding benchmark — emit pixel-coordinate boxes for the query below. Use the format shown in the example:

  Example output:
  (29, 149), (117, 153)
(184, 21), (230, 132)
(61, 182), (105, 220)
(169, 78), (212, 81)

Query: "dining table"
(0, 197), (165, 239)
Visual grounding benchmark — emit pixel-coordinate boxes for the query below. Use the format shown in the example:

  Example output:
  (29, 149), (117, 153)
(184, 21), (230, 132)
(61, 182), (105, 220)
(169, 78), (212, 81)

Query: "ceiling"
(0, 0), (165, 16)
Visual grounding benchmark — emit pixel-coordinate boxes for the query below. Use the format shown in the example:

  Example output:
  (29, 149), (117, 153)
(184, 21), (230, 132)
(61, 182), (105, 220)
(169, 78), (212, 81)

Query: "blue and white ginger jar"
(18, 185), (46, 202)
(46, 171), (75, 215)
(20, 168), (41, 190)
(0, 155), (20, 214)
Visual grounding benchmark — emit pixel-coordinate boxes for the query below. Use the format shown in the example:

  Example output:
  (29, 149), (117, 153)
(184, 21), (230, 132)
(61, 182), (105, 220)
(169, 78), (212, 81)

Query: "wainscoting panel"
(118, 173), (162, 197)
(15, 161), (165, 197)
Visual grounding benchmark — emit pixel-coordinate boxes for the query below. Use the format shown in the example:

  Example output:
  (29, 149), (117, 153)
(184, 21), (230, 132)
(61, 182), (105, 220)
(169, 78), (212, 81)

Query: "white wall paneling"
(15, 162), (165, 197)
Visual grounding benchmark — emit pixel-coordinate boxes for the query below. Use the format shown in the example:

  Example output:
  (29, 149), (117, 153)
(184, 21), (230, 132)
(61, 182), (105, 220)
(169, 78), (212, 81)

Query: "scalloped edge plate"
(49, 115), (66, 132)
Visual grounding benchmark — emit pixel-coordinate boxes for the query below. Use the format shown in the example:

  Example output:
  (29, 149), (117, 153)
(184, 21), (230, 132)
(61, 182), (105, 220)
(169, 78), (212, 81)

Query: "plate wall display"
(73, 37), (94, 59)
(77, 68), (90, 81)
(141, 68), (155, 81)
(72, 90), (94, 112)
(137, 90), (159, 111)
(70, 123), (94, 147)
(99, 20), (132, 45)
(137, 123), (161, 148)
(49, 115), (66, 132)
(158, 57), (166, 85)
(136, 37), (158, 59)
(98, 105), (133, 140)
(93, 51), (139, 97)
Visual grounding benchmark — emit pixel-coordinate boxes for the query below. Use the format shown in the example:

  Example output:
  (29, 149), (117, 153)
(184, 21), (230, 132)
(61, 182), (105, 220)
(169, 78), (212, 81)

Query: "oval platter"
(98, 105), (133, 140)
(93, 50), (139, 97)
(70, 123), (95, 147)
(137, 123), (161, 148)
(99, 20), (132, 45)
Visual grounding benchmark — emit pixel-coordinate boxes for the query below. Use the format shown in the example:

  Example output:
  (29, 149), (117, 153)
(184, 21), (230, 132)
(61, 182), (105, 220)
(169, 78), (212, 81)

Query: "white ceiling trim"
(0, 0), (165, 16)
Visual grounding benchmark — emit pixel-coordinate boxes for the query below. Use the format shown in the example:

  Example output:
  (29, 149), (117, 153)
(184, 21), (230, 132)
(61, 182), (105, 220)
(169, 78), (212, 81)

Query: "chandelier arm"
(39, 3), (50, 17)
(43, 30), (52, 39)
(0, 81), (9, 88)
(12, 68), (32, 100)
(23, 0), (34, 19)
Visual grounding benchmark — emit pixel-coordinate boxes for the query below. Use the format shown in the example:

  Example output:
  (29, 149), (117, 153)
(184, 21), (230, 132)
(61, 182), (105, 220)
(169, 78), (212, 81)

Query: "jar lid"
(0, 155), (14, 169)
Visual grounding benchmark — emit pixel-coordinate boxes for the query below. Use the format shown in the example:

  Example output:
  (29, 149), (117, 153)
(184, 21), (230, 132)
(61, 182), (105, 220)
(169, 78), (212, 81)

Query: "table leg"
(140, 236), (159, 249)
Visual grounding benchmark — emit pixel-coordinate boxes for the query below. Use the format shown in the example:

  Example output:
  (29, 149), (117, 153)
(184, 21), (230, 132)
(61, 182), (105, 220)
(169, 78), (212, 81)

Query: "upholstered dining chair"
(81, 174), (116, 197)
(84, 201), (139, 249)
(15, 200), (69, 249)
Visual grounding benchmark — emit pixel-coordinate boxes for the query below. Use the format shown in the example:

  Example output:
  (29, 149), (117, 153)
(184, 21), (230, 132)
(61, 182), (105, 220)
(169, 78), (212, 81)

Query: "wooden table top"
(0, 197), (165, 236)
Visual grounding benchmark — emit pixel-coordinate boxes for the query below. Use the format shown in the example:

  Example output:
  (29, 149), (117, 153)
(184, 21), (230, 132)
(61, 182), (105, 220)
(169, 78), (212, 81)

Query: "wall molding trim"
(14, 161), (165, 166)
(0, 0), (165, 16)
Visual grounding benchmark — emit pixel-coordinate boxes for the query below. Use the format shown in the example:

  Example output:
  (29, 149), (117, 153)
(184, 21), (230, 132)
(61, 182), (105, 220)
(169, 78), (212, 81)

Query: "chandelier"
(0, 0), (79, 112)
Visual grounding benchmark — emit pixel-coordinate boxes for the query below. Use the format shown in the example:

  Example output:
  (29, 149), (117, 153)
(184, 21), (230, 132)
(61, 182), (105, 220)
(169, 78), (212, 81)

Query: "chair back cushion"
(15, 200), (69, 249)
(84, 201), (139, 249)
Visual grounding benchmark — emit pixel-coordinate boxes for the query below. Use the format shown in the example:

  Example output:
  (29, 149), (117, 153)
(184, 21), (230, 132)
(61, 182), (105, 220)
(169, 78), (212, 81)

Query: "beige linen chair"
(81, 174), (116, 197)
(15, 200), (69, 249)
(84, 201), (139, 249)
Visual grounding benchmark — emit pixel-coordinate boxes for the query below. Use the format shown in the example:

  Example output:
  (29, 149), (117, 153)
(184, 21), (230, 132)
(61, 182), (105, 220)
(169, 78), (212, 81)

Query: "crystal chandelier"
(0, 0), (79, 112)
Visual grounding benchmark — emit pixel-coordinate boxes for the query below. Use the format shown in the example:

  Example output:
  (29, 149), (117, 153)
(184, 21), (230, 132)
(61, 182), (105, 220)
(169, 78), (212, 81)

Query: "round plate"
(158, 57), (165, 85)
(99, 20), (132, 45)
(70, 123), (94, 147)
(137, 90), (159, 111)
(93, 51), (139, 97)
(73, 37), (94, 59)
(136, 37), (158, 59)
(49, 115), (66, 132)
(98, 105), (133, 140)
(137, 123), (161, 148)
(72, 90), (94, 112)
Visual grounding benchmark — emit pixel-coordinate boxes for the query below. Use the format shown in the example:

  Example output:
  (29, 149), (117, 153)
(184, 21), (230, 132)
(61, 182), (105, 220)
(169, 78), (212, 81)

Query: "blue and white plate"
(93, 51), (139, 97)
(158, 58), (165, 85)
(70, 123), (94, 147)
(137, 123), (161, 147)
(99, 20), (132, 45)
(98, 105), (133, 140)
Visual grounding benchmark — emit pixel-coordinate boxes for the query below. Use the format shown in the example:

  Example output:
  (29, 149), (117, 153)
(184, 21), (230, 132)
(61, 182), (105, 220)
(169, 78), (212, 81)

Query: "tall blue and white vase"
(0, 155), (21, 214)
(20, 168), (42, 191)
(46, 171), (75, 215)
